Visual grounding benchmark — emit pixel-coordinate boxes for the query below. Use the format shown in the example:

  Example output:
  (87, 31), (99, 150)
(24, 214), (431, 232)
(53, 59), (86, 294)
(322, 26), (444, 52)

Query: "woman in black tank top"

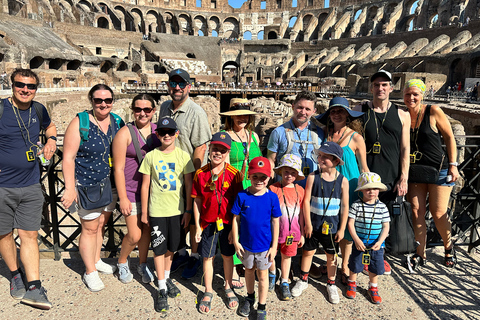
(403, 79), (459, 269)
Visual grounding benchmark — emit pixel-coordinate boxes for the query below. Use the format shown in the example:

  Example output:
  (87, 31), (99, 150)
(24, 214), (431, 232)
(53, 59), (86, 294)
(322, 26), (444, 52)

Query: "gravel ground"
(1, 246), (479, 320)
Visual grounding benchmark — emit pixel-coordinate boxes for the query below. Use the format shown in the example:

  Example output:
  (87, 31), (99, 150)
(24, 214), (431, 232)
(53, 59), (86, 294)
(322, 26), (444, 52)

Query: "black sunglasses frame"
(92, 98), (114, 105)
(14, 81), (38, 90)
(169, 81), (188, 89)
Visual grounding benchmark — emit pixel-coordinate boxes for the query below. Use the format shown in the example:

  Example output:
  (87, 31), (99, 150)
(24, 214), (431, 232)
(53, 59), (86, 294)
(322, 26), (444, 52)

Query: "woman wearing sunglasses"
(62, 84), (124, 291)
(112, 94), (160, 284)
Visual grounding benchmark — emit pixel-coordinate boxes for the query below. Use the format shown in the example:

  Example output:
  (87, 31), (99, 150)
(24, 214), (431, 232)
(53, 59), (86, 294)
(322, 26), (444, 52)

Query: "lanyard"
(12, 102), (36, 150)
(361, 200), (377, 246)
(281, 184), (298, 232)
(293, 124), (310, 164)
(410, 104), (423, 153)
(211, 164), (226, 217)
(320, 171), (338, 217)
(371, 105), (390, 142)
(92, 112), (111, 166)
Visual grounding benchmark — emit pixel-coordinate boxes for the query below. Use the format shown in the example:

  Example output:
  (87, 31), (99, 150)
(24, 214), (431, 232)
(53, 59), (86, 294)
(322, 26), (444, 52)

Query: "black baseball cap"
(169, 68), (190, 83)
(156, 117), (178, 131)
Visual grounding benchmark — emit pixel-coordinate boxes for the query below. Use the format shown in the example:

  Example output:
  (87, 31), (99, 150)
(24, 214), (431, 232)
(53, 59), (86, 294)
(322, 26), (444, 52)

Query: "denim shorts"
(437, 168), (455, 187)
(349, 247), (385, 275)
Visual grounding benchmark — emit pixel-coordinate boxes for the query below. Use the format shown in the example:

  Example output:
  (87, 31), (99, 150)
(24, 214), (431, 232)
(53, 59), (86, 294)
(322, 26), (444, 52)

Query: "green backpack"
(77, 111), (125, 145)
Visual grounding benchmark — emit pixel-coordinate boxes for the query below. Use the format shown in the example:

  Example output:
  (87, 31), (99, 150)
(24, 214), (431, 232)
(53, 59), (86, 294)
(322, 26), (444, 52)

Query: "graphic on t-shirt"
(156, 160), (177, 191)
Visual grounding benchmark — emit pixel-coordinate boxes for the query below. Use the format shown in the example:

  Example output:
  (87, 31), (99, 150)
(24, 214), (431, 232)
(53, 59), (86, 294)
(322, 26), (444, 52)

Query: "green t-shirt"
(139, 147), (195, 217)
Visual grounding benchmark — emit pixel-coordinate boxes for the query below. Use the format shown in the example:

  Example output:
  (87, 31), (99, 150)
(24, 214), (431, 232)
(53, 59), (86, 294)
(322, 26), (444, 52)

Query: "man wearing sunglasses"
(0, 69), (57, 310)
(159, 68), (212, 279)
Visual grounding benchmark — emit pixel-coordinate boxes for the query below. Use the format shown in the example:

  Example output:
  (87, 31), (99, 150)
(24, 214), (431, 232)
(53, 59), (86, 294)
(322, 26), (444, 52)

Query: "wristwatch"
(48, 136), (57, 141)
(449, 162), (459, 166)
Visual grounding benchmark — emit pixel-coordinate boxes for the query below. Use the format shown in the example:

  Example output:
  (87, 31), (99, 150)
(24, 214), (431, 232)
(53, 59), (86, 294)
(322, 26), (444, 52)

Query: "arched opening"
(222, 61), (239, 83)
(289, 17), (297, 27)
(117, 61), (128, 71)
(267, 31), (277, 39)
(154, 65), (167, 74)
(100, 61), (113, 73)
(186, 53), (196, 58)
(408, 18), (414, 31)
(30, 56), (44, 69)
(449, 58), (464, 87)
(67, 60), (81, 70)
(243, 30), (252, 40)
(97, 17), (109, 29)
(256, 67), (262, 80)
(132, 64), (141, 73)
(198, 30), (204, 36)
(429, 14), (439, 28)
(212, 30), (218, 37)
(354, 9), (362, 21)
(49, 58), (64, 70)
(257, 31), (264, 40)
(409, 0), (419, 15)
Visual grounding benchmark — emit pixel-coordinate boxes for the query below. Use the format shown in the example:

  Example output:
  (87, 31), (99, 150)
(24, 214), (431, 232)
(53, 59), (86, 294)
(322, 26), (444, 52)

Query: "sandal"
(225, 288), (239, 310)
(445, 247), (457, 268)
(235, 265), (245, 278)
(198, 292), (214, 314)
(231, 278), (244, 289)
(406, 254), (426, 273)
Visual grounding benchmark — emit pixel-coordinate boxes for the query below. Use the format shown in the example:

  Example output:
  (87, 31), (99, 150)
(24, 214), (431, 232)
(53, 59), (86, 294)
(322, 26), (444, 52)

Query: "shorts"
(344, 228), (353, 242)
(303, 230), (339, 255)
(0, 184), (43, 235)
(150, 215), (186, 256)
(348, 246), (385, 275)
(280, 241), (299, 257)
(77, 188), (118, 220)
(198, 223), (235, 258)
(129, 201), (141, 216)
(437, 168), (455, 187)
(241, 249), (272, 270)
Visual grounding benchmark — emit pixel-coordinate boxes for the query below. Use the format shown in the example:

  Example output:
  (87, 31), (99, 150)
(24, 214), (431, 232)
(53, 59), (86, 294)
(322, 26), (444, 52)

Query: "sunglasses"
(169, 81), (188, 89)
(230, 103), (251, 111)
(14, 81), (37, 90)
(211, 147), (229, 154)
(92, 98), (114, 105)
(209, 174), (219, 191)
(132, 107), (154, 114)
(157, 129), (177, 137)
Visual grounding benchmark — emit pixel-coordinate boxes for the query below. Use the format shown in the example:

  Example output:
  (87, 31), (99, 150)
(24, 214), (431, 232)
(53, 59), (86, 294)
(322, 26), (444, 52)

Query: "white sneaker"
(327, 284), (340, 304)
(83, 271), (105, 292)
(117, 262), (133, 284)
(95, 259), (117, 274)
(291, 280), (308, 297)
(137, 263), (155, 283)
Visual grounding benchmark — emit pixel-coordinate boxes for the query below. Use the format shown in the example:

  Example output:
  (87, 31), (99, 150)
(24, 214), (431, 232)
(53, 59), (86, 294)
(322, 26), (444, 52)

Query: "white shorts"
(77, 188), (118, 220)
(129, 201), (141, 216)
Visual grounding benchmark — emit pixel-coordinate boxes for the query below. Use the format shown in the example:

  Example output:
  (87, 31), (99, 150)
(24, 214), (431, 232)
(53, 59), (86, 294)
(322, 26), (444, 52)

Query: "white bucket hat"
(355, 172), (388, 192)
(273, 154), (305, 181)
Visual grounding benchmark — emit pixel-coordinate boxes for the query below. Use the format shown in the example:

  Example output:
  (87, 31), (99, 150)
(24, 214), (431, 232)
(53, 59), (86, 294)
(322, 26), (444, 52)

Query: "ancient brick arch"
(208, 15), (221, 37)
(96, 16), (110, 29)
(178, 13), (193, 35)
(130, 8), (145, 34)
(146, 10), (162, 33)
(114, 5), (134, 31)
(163, 11), (179, 34)
(194, 15), (208, 36)
(223, 17), (239, 38)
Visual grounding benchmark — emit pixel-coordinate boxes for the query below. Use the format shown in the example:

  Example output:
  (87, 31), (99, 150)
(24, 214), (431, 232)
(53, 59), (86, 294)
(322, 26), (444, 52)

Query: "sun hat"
(219, 98), (257, 116)
(317, 96), (364, 125)
(273, 154), (305, 181)
(370, 69), (392, 82)
(168, 68), (190, 83)
(314, 142), (344, 165)
(355, 172), (388, 192)
(156, 117), (177, 131)
(210, 132), (231, 150)
(248, 156), (271, 177)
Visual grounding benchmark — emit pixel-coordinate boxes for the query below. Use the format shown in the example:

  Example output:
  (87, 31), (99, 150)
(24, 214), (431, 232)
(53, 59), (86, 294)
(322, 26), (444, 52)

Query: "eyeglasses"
(241, 142), (247, 155)
(132, 107), (154, 114)
(157, 129), (177, 137)
(14, 81), (37, 90)
(92, 98), (113, 105)
(169, 81), (188, 89)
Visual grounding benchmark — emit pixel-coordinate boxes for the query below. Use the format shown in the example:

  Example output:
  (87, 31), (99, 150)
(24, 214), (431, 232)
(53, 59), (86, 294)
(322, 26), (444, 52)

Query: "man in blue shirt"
(0, 69), (57, 310)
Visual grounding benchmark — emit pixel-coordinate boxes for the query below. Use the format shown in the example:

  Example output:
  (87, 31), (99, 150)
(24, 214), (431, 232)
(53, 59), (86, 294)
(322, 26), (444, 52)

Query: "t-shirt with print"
(349, 199), (390, 248)
(231, 189), (282, 253)
(138, 147), (194, 217)
(269, 182), (304, 244)
(191, 163), (243, 229)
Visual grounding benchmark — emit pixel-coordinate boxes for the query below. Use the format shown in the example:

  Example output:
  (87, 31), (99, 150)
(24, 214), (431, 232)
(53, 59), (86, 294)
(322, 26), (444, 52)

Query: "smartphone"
(392, 203), (401, 215)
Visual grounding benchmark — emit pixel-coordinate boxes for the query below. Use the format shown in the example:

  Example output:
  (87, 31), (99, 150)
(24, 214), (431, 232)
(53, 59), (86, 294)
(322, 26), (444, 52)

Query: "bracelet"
(185, 209), (193, 214)
(449, 162), (459, 167)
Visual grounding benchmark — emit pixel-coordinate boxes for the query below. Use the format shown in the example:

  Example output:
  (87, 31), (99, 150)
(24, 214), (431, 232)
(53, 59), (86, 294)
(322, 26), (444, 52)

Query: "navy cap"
(317, 96), (364, 125)
(315, 142), (344, 165)
(169, 68), (190, 83)
(370, 70), (392, 82)
(211, 132), (232, 150)
(156, 117), (177, 130)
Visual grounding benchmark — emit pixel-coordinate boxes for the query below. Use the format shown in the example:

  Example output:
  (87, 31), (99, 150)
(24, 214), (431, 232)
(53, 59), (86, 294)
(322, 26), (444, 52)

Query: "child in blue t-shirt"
(346, 172), (390, 304)
(232, 157), (281, 320)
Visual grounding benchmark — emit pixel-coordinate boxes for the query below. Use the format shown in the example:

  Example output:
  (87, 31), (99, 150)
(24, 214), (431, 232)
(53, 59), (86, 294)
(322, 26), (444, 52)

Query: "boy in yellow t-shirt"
(139, 117), (194, 313)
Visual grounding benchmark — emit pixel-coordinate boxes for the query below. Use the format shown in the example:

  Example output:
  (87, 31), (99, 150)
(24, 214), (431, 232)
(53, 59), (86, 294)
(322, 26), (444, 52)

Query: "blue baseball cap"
(211, 132), (232, 149)
(315, 142), (344, 165)
(317, 97), (364, 125)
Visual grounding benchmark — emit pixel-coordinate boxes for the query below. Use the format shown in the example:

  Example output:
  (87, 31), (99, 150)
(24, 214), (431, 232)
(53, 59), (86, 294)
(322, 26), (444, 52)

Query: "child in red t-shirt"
(192, 132), (243, 314)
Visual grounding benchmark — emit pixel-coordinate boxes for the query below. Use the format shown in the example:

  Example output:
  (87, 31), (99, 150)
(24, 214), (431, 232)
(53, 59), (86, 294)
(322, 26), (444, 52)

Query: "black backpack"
(0, 99), (46, 130)
(385, 198), (418, 254)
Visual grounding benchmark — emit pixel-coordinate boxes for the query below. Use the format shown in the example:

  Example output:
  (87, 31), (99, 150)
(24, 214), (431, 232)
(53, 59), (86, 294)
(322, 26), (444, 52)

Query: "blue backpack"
(77, 111), (124, 145)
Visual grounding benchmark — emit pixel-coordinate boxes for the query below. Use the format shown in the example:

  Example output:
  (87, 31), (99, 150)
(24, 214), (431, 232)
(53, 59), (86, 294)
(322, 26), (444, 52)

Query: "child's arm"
(298, 207), (305, 248)
(303, 173), (315, 238)
(371, 221), (390, 251)
(182, 172), (193, 229)
(267, 216), (280, 262)
(140, 174), (151, 226)
(348, 216), (366, 252)
(335, 177), (350, 242)
(193, 197), (202, 243)
(232, 215), (244, 259)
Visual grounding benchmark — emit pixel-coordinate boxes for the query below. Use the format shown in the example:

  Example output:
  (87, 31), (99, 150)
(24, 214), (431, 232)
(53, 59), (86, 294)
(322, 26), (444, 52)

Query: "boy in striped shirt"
(346, 172), (390, 304)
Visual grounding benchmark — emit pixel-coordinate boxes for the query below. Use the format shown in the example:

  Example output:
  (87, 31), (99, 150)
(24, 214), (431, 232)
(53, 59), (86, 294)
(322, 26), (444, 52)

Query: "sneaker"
(291, 280), (308, 297)
(268, 272), (276, 292)
(384, 260), (392, 275)
(21, 286), (52, 310)
(171, 252), (189, 273)
(95, 259), (117, 274)
(238, 296), (255, 317)
(257, 309), (267, 320)
(346, 281), (356, 299)
(83, 271), (105, 292)
(155, 289), (169, 312)
(10, 273), (26, 300)
(181, 256), (201, 279)
(327, 284), (340, 304)
(368, 286), (382, 304)
(137, 263), (155, 283)
(166, 278), (181, 298)
(362, 264), (369, 275)
(117, 262), (133, 284)
(280, 282), (292, 301)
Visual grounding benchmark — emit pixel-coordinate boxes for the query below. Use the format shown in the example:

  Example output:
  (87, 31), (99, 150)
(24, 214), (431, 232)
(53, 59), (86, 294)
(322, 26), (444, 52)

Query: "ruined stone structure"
(1, 0), (479, 93)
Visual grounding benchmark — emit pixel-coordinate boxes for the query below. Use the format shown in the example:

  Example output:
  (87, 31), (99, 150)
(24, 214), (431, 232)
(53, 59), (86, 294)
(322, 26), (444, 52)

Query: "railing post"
(48, 158), (62, 260)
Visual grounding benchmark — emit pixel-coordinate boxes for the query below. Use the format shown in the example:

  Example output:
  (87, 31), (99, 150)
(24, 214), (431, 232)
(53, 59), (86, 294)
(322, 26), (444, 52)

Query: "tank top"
(310, 170), (344, 233)
(362, 103), (402, 185)
(337, 133), (360, 205)
(411, 105), (447, 170)
(228, 132), (262, 188)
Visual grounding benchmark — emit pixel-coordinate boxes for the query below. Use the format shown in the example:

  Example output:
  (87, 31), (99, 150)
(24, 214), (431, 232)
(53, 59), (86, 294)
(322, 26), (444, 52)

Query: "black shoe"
(155, 289), (169, 313)
(166, 278), (181, 298)
(238, 296), (255, 317)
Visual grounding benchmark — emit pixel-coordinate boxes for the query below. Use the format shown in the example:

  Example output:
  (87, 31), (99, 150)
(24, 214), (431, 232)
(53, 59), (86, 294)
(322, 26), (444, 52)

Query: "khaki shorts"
(241, 249), (272, 270)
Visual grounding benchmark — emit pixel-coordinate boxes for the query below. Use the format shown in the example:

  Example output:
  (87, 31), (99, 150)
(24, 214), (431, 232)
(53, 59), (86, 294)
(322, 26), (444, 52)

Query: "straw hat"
(355, 172), (388, 192)
(219, 98), (257, 116)
(273, 154), (305, 181)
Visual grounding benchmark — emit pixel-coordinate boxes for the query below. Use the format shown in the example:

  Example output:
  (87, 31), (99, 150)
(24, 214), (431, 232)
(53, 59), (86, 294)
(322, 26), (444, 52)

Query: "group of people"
(1, 68), (459, 317)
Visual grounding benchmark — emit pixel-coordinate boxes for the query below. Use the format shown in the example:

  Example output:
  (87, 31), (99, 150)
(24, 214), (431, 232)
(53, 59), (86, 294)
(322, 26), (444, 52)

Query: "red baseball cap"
(248, 157), (271, 177)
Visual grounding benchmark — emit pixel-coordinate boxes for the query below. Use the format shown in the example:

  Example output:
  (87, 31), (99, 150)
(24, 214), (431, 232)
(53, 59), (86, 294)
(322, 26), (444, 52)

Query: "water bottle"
(37, 141), (50, 166)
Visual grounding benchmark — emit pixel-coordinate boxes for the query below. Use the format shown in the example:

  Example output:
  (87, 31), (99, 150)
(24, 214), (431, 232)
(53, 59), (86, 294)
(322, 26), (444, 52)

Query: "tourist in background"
(113, 94), (160, 284)
(403, 79), (459, 269)
(62, 84), (124, 291)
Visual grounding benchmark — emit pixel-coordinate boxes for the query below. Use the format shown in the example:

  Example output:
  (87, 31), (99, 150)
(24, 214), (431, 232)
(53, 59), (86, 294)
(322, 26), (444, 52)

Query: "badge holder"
(410, 154), (416, 163)
(303, 166), (310, 176)
(108, 156), (113, 167)
(216, 218), (224, 231)
(322, 221), (330, 235)
(372, 142), (381, 154)
(286, 235), (294, 246)
(362, 249), (371, 265)
(26, 150), (35, 162)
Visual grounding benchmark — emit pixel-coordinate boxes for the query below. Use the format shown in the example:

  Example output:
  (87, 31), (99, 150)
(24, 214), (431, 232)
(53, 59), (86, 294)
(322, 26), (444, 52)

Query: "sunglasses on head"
(132, 107), (154, 114)
(92, 98), (113, 105)
(14, 81), (37, 90)
(169, 81), (188, 89)
(157, 129), (177, 137)
(230, 103), (251, 111)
